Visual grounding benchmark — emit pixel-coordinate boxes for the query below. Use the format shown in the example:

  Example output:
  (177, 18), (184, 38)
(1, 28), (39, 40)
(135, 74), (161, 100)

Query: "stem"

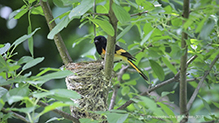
(37, 101), (80, 123)
(187, 54), (219, 110)
(40, 0), (72, 65)
(2, 108), (30, 123)
(180, 0), (190, 122)
(93, 0), (96, 36)
(104, 0), (118, 81)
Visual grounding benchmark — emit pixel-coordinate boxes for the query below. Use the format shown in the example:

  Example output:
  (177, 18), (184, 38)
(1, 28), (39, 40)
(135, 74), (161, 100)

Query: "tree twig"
(40, 0), (72, 65)
(109, 65), (129, 110)
(187, 53), (219, 110)
(117, 55), (197, 110)
(131, 11), (148, 17)
(2, 108), (30, 123)
(93, 0), (96, 36)
(37, 101), (80, 123)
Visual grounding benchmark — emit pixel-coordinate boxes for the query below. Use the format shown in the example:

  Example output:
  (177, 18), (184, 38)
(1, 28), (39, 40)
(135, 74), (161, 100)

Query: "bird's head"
(94, 36), (107, 46)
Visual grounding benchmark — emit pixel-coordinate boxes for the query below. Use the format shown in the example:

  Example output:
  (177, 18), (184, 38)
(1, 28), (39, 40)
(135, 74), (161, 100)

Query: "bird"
(94, 35), (148, 81)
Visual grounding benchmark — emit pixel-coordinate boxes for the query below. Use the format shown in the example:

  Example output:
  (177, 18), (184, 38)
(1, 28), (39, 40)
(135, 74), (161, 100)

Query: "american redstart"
(94, 35), (148, 81)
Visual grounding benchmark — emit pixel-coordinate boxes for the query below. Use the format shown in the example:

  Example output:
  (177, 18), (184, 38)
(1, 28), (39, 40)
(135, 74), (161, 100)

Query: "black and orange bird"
(94, 35), (148, 81)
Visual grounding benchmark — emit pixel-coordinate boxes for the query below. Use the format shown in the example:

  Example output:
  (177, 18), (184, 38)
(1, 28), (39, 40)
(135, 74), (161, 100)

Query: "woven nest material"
(65, 61), (111, 121)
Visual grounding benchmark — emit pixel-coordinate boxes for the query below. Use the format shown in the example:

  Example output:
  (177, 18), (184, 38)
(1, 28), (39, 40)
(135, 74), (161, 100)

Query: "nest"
(65, 61), (110, 122)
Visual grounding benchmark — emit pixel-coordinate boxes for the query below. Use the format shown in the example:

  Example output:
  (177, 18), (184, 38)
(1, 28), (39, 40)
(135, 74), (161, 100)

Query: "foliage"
(0, 32), (80, 122)
(1, 0), (219, 123)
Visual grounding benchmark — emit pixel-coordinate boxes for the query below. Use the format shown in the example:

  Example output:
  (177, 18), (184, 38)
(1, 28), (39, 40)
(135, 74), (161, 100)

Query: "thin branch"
(187, 53), (219, 110)
(90, 13), (109, 17)
(131, 11), (148, 17)
(37, 101), (80, 123)
(93, 0), (96, 36)
(117, 55), (197, 110)
(109, 65), (129, 110)
(40, 0), (72, 65)
(2, 108), (30, 123)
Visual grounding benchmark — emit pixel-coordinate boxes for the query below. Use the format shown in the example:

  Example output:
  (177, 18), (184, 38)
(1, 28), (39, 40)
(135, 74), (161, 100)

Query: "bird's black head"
(94, 36), (107, 55)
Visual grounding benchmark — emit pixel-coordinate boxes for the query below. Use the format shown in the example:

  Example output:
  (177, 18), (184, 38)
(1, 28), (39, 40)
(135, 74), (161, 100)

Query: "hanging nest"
(65, 61), (111, 122)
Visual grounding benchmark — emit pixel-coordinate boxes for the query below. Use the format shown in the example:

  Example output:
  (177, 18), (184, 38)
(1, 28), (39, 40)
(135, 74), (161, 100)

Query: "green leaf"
(0, 99), (5, 110)
(198, 95), (211, 113)
(28, 25), (34, 57)
(112, 3), (130, 24)
(122, 73), (130, 80)
(39, 102), (76, 116)
(36, 67), (60, 76)
(161, 91), (175, 97)
(50, 89), (81, 99)
(53, 0), (79, 7)
(117, 25), (133, 40)
(22, 57), (44, 71)
(14, 9), (28, 19)
(164, 5), (172, 14)
(0, 76), (27, 86)
(80, 118), (99, 123)
(106, 113), (129, 123)
(68, 0), (94, 19)
(212, 102), (219, 109)
(47, 17), (71, 39)
(31, 6), (44, 16)
(96, 5), (108, 14)
(0, 87), (8, 98)
(91, 19), (114, 36)
(171, 17), (182, 26)
(17, 56), (34, 65)
(0, 43), (10, 55)
(9, 106), (35, 113)
(8, 85), (30, 97)
(33, 91), (54, 99)
(149, 60), (165, 81)
(7, 96), (25, 105)
(62, 0), (79, 6)
(33, 70), (74, 85)
(157, 102), (176, 122)
(37, 102), (75, 117)
(137, 96), (165, 116)
(6, 86), (30, 104)
(162, 57), (177, 74)
(199, 19), (215, 40)
(121, 86), (130, 96)
(46, 117), (65, 123)
(12, 28), (40, 47)
(140, 29), (154, 46)
(195, 16), (208, 33)
(33, 89), (80, 101)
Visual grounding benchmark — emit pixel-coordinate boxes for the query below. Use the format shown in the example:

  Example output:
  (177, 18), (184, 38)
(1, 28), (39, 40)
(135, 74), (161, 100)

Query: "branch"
(37, 101), (80, 123)
(117, 55), (197, 110)
(40, 0), (72, 65)
(131, 11), (148, 17)
(2, 108), (30, 123)
(180, 1), (190, 122)
(109, 65), (129, 110)
(104, 0), (118, 81)
(187, 53), (219, 110)
(90, 12), (109, 17)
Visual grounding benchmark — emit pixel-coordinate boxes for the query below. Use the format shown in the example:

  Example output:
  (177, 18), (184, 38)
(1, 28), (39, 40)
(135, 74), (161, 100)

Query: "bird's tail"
(127, 60), (148, 81)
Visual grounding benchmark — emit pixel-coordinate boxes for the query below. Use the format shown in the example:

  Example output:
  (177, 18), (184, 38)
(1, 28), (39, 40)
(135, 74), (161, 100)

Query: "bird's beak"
(94, 40), (99, 44)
